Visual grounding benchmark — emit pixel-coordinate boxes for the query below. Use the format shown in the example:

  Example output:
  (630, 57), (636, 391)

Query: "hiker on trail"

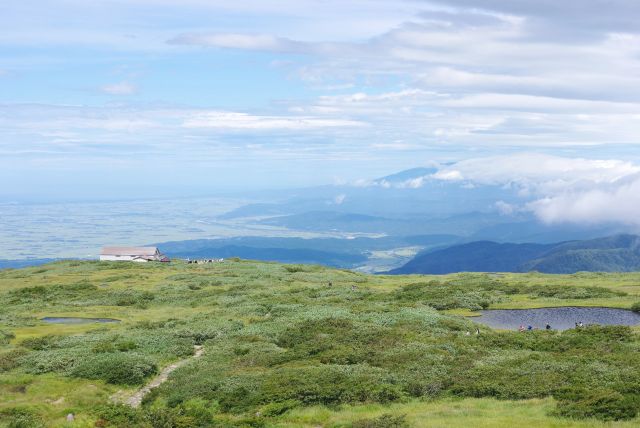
(475, 327), (480, 335)
(545, 323), (551, 330)
(578, 321), (584, 328)
(518, 325), (525, 332)
(527, 325), (533, 331)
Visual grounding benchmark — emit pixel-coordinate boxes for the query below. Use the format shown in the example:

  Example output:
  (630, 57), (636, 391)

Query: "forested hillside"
(391, 235), (640, 274)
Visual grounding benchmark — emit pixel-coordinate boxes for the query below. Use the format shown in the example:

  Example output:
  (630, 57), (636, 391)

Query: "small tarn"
(41, 317), (121, 324)
(472, 307), (640, 331)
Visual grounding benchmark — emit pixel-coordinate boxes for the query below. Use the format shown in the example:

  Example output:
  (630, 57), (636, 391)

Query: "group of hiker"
(518, 323), (553, 331)
(186, 258), (224, 264)
(517, 321), (585, 331)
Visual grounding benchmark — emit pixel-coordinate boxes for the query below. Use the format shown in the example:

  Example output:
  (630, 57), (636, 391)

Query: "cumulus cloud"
(528, 175), (640, 226)
(432, 153), (640, 226)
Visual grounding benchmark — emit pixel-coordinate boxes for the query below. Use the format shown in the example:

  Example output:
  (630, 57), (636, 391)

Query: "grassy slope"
(0, 260), (639, 427)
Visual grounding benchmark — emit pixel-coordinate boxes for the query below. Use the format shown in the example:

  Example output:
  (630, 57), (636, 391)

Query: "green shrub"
(0, 348), (28, 372)
(392, 282), (497, 311)
(259, 399), (301, 417)
(553, 390), (639, 421)
(284, 265), (307, 273)
(631, 302), (640, 313)
(175, 329), (220, 345)
(95, 404), (144, 427)
(71, 353), (157, 385)
(178, 399), (215, 426)
(93, 341), (116, 353)
(143, 407), (182, 428)
(352, 414), (409, 428)
(114, 290), (155, 307)
(526, 284), (624, 299)
(0, 329), (15, 345)
(20, 335), (59, 350)
(92, 339), (137, 354)
(0, 407), (45, 428)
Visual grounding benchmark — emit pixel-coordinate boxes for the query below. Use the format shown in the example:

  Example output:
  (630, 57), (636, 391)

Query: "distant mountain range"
(0, 259), (58, 269)
(389, 234), (640, 274)
(218, 167), (627, 243)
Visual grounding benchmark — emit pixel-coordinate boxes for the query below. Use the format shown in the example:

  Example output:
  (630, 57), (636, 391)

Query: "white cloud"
(495, 200), (516, 215)
(432, 169), (463, 181)
(528, 175), (640, 226)
(182, 111), (366, 130)
(441, 93), (640, 114)
(100, 82), (137, 95)
(333, 194), (347, 205)
(431, 153), (640, 189)
(433, 153), (640, 226)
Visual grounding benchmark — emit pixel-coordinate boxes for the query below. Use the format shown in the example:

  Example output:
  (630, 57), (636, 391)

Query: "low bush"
(0, 407), (45, 428)
(525, 284), (625, 299)
(0, 348), (28, 372)
(20, 335), (59, 351)
(95, 404), (144, 427)
(259, 399), (301, 417)
(0, 329), (15, 345)
(393, 282), (496, 311)
(71, 353), (157, 385)
(113, 290), (155, 307)
(352, 414), (409, 428)
(553, 390), (639, 421)
(284, 265), (309, 273)
(631, 302), (640, 313)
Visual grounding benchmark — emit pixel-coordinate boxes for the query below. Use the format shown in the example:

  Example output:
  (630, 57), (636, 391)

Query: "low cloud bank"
(349, 153), (640, 227)
(435, 153), (640, 227)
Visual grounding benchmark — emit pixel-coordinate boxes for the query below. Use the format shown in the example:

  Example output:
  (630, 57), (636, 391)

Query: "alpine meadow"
(1, 260), (640, 427)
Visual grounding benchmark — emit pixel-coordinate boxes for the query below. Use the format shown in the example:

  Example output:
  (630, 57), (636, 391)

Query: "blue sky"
(2, 0), (640, 206)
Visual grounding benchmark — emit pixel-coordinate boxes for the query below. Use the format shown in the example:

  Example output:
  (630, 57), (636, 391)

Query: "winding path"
(115, 345), (204, 408)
